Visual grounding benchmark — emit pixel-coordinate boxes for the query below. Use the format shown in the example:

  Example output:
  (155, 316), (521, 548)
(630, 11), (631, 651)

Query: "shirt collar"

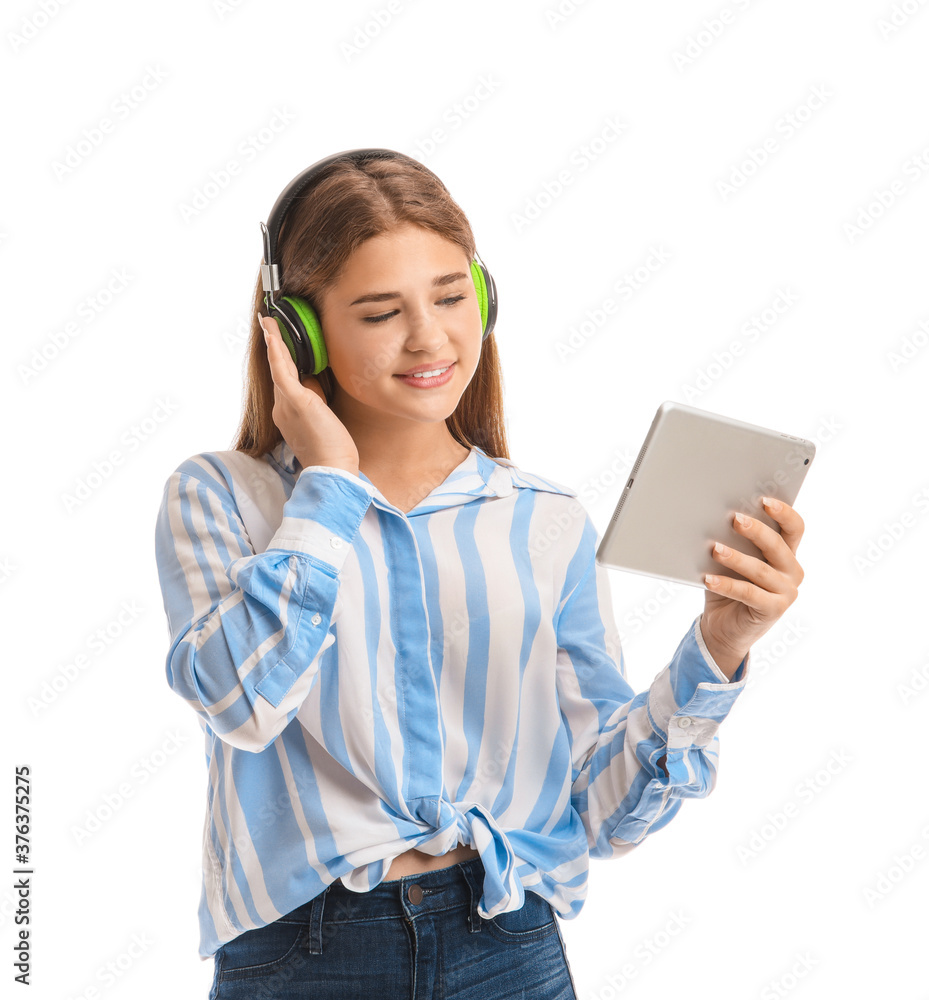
(268, 440), (577, 514)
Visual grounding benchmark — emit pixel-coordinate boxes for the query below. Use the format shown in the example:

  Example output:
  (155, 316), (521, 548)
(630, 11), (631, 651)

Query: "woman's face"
(316, 223), (484, 428)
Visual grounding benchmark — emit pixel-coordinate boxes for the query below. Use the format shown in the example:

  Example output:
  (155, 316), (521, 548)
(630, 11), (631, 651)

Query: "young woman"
(154, 149), (806, 999)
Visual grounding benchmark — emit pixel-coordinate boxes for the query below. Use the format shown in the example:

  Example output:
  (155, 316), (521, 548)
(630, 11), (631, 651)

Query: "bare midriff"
(382, 843), (480, 881)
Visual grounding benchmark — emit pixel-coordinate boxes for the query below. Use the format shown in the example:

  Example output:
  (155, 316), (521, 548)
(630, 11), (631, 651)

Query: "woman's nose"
(403, 306), (447, 351)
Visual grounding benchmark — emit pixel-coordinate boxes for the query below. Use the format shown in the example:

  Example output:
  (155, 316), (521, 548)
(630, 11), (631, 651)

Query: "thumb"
(300, 373), (327, 404)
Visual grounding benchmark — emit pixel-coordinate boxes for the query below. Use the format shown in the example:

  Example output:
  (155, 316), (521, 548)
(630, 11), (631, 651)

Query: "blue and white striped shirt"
(154, 440), (748, 958)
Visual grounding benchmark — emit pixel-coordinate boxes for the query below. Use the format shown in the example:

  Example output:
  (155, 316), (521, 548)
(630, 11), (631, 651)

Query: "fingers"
(727, 506), (804, 580)
(709, 540), (799, 605)
(708, 503), (805, 612)
(759, 496), (805, 555)
(704, 568), (791, 618)
(259, 314), (300, 389)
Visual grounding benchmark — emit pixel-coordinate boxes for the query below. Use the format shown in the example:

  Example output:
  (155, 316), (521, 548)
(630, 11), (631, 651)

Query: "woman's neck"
(330, 392), (469, 481)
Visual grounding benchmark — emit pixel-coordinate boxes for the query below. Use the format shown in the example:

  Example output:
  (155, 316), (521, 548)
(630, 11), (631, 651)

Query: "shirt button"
(330, 537), (343, 549)
(407, 883), (424, 904)
(311, 613), (322, 626)
(678, 717), (692, 728)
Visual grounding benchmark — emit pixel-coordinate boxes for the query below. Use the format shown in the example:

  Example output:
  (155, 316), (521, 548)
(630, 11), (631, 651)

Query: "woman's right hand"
(258, 315), (360, 477)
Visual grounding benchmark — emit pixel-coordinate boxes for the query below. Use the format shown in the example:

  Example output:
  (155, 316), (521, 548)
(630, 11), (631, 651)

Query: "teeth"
(410, 366), (450, 378)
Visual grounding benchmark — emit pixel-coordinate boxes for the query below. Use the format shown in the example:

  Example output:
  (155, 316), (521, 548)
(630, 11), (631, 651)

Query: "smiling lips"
(393, 362), (456, 387)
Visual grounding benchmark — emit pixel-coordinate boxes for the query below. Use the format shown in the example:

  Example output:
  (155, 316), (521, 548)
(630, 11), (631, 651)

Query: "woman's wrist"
(698, 620), (747, 681)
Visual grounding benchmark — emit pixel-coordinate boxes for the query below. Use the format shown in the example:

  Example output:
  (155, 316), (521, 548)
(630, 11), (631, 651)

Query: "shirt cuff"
(266, 467), (375, 571)
(646, 616), (749, 752)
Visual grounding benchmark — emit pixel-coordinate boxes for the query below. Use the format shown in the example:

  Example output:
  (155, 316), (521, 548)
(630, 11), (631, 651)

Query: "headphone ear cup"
(470, 260), (497, 341)
(270, 296), (329, 375)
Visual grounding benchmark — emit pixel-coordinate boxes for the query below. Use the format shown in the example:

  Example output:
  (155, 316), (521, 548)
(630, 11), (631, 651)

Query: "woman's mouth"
(393, 362), (456, 388)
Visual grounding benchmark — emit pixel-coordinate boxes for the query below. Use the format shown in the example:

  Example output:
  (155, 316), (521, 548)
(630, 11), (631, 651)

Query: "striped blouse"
(154, 440), (748, 958)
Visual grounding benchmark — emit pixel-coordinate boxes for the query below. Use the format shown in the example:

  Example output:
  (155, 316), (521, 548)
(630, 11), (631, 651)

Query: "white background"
(4, 1), (928, 997)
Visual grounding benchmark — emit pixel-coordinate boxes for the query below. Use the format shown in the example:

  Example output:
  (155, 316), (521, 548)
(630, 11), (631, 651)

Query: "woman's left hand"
(701, 497), (806, 677)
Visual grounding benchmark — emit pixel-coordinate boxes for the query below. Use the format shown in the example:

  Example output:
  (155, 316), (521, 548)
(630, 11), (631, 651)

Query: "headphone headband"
(261, 148), (428, 291)
(257, 147), (497, 376)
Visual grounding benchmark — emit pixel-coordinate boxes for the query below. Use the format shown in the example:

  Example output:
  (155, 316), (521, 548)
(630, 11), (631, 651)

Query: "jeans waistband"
(306, 856), (487, 954)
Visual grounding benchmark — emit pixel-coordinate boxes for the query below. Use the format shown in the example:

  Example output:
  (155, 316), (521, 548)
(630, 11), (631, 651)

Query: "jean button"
(407, 883), (424, 904)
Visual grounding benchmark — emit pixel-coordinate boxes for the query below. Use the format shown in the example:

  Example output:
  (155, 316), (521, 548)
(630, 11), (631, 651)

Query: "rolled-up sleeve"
(554, 513), (749, 858)
(154, 458), (373, 752)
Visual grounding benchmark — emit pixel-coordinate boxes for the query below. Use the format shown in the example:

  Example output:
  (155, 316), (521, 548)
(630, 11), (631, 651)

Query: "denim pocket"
(216, 917), (307, 982)
(485, 892), (556, 942)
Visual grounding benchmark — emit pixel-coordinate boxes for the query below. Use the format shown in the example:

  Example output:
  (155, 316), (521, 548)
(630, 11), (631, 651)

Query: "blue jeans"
(209, 856), (579, 998)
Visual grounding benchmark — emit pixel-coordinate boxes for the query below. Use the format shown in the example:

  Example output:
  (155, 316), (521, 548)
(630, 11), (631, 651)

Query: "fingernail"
(714, 541), (730, 556)
(762, 496), (781, 512)
(735, 513), (751, 527)
(705, 574), (719, 586)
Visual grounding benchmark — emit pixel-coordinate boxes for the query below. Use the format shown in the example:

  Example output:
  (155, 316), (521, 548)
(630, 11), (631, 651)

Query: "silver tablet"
(595, 401), (815, 588)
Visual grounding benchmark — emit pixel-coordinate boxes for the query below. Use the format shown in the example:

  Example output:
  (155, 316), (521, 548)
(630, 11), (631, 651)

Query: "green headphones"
(258, 147), (498, 377)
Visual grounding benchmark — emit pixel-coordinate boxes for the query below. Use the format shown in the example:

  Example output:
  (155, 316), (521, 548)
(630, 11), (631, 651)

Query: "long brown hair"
(232, 153), (510, 462)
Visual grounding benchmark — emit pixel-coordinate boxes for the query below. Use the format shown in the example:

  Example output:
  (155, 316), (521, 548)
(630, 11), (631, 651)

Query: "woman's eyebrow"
(349, 271), (469, 306)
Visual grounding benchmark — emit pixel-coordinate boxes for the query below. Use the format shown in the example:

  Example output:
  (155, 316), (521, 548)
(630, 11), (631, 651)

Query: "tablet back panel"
(595, 401), (815, 588)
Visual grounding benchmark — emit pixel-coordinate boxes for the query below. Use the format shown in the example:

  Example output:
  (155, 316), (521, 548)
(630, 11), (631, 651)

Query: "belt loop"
(307, 885), (329, 954)
(460, 859), (483, 934)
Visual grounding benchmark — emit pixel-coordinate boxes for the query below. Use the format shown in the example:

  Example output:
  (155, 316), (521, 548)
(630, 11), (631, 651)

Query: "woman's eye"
(363, 294), (465, 324)
(363, 310), (398, 324)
